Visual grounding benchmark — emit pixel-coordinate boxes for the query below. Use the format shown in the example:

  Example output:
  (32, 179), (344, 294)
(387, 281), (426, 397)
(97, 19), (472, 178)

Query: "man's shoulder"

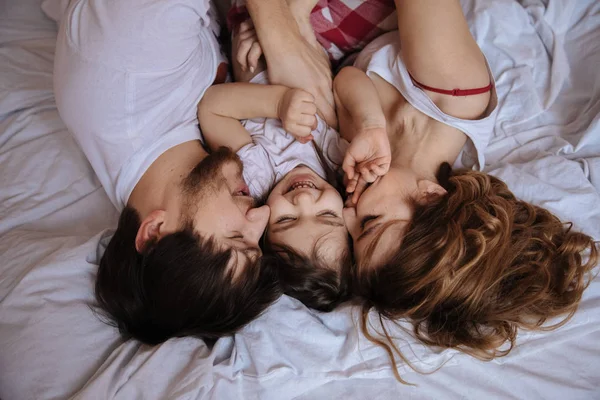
(61, 0), (219, 72)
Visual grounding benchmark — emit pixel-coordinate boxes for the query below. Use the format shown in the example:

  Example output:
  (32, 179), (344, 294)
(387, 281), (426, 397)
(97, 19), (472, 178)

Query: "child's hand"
(278, 88), (318, 143)
(343, 126), (391, 204)
(235, 20), (263, 74)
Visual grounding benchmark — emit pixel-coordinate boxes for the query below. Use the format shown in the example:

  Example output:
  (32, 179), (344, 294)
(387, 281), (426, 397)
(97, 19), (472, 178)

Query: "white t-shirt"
(54, 0), (227, 210)
(237, 72), (348, 199)
(354, 31), (499, 170)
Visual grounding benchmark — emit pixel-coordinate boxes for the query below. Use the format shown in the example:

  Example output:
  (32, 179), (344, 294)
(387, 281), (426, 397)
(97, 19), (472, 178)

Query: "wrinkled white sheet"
(0, 0), (599, 399)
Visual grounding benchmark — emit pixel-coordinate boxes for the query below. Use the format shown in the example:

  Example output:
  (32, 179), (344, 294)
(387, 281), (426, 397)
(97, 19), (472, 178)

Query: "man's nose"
(245, 205), (270, 242)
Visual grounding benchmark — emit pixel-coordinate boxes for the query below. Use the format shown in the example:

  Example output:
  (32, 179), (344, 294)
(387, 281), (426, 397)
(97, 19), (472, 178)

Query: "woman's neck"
(388, 118), (467, 182)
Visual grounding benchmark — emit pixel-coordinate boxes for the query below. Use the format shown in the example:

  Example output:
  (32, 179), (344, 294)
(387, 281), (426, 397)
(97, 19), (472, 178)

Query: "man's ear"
(135, 210), (167, 253)
(416, 179), (447, 205)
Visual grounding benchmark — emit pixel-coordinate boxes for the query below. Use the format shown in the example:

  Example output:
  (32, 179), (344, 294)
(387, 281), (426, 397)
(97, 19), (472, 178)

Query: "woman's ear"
(135, 210), (167, 253)
(416, 179), (447, 205)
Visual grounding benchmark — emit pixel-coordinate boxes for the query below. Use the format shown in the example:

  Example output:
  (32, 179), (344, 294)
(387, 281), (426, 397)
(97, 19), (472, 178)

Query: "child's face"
(266, 166), (349, 263)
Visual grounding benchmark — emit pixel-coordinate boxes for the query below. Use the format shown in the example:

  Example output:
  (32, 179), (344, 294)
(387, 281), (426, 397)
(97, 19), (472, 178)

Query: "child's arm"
(334, 66), (391, 202)
(198, 83), (318, 152)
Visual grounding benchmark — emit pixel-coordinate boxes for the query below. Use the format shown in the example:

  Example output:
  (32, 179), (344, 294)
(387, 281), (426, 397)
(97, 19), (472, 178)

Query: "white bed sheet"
(0, 0), (599, 399)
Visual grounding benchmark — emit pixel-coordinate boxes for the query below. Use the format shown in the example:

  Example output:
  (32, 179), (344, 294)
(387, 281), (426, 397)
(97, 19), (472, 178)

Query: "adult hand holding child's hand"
(246, 0), (337, 130)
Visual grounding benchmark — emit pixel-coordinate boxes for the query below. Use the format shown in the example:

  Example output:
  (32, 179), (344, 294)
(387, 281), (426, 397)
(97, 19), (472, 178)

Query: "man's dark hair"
(262, 243), (352, 312)
(95, 206), (281, 345)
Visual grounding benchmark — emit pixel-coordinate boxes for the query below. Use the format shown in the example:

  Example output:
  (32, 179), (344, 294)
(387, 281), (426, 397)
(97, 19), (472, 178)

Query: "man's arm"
(198, 83), (287, 152)
(245, 0), (337, 128)
(395, 0), (491, 119)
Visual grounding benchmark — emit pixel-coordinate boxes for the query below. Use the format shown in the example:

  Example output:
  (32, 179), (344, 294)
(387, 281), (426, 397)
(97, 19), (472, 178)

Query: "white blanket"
(0, 0), (599, 399)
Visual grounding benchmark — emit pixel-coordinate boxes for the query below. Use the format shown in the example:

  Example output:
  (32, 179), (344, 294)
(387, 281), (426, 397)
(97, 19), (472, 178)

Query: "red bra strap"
(408, 72), (493, 97)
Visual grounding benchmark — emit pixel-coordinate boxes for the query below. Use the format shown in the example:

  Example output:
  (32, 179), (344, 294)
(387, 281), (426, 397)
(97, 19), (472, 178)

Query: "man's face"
(182, 147), (270, 278)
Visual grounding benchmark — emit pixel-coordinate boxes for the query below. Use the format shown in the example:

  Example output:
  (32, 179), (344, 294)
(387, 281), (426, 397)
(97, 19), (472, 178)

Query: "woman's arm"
(395, 0), (491, 119)
(198, 83), (317, 152)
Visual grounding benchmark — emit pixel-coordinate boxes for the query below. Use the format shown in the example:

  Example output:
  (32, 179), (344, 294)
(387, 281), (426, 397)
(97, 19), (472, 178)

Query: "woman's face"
(266, 166), (348, 263)
(343, 168), (421, 267)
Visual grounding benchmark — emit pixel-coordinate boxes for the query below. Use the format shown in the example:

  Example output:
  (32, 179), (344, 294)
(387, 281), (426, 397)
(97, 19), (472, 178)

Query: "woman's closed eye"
(360, 215), (380, 231)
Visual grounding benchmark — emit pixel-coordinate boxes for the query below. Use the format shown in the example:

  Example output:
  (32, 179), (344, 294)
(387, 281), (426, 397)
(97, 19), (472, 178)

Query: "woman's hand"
(343, 126), (391, 204)
(277, 88), (318, 143)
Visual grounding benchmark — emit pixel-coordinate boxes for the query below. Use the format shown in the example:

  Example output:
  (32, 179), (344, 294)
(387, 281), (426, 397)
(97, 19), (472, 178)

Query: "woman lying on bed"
(331, 0), (599, 382)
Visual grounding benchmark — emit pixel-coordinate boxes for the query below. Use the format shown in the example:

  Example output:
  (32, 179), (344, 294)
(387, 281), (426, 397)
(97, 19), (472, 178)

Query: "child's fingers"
(297, 114), (317, 128)
(296, 90), (316, 104)
(346, 176), (358, 194)
(299, 104), (318, 119)
(369, 163), (389, 176)
(351, 176), (369, 204)
(359, 165), (377, 183)
(295, 134), (314, 144)
(342, 156), (356, 181)
(286, 124), (312, 139)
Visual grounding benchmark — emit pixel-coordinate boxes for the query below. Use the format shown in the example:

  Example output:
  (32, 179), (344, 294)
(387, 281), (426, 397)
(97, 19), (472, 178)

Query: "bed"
(1, 0), (599, 398)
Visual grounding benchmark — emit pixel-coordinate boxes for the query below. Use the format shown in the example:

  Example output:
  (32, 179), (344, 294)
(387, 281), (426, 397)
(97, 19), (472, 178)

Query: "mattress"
(0, 0), (599, 399)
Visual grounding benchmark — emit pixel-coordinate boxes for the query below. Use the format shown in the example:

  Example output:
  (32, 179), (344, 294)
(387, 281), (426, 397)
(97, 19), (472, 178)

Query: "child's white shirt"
(237, 71), (348, 199)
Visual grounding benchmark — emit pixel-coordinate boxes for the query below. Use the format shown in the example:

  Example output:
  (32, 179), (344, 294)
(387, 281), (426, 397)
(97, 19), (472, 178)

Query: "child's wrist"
(275, 87), (292, 119)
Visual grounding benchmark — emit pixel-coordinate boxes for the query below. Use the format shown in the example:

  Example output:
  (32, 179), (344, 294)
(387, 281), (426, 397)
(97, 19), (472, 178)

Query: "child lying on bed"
(198, 19), (366, 312)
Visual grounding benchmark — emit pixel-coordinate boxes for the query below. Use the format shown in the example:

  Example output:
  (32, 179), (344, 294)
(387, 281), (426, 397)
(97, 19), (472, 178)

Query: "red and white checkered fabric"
(227, 0), (397, 65)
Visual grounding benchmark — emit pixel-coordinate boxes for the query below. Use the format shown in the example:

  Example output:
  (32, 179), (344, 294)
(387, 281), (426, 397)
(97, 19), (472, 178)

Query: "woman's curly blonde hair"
(355, 166), (598, 383)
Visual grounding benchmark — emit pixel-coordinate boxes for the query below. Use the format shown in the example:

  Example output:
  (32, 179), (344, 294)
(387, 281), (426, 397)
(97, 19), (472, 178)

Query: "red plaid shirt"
(228, 0), (397, 65)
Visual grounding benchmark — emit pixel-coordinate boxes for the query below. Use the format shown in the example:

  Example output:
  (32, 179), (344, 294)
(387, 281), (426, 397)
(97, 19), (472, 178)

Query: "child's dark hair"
(263, 242), (352, 311)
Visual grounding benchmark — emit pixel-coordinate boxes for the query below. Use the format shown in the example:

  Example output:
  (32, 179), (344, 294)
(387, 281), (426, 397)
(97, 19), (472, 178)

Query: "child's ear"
(416, 179), (447, 205)
(135, 210), (166, 253)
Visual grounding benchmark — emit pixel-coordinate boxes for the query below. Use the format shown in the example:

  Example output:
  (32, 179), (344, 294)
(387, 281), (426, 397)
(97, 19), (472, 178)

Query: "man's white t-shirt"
(54, 0), (227, 210)
(237, 72), (348, 200)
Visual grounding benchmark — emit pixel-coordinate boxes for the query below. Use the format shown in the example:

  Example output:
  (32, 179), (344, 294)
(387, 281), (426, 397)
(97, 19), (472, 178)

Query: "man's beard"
(182, 146), (243, 196)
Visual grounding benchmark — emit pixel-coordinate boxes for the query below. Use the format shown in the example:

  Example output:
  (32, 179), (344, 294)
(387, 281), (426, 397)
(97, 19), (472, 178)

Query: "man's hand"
(343, 126), (391, 204)
(278, 88), (318, 143)
(246, 0), (337, 128)
(267, 38), (337, 129)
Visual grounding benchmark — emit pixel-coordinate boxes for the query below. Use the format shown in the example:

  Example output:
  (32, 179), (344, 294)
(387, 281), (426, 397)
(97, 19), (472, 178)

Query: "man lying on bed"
(53, 0), (335, 345)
